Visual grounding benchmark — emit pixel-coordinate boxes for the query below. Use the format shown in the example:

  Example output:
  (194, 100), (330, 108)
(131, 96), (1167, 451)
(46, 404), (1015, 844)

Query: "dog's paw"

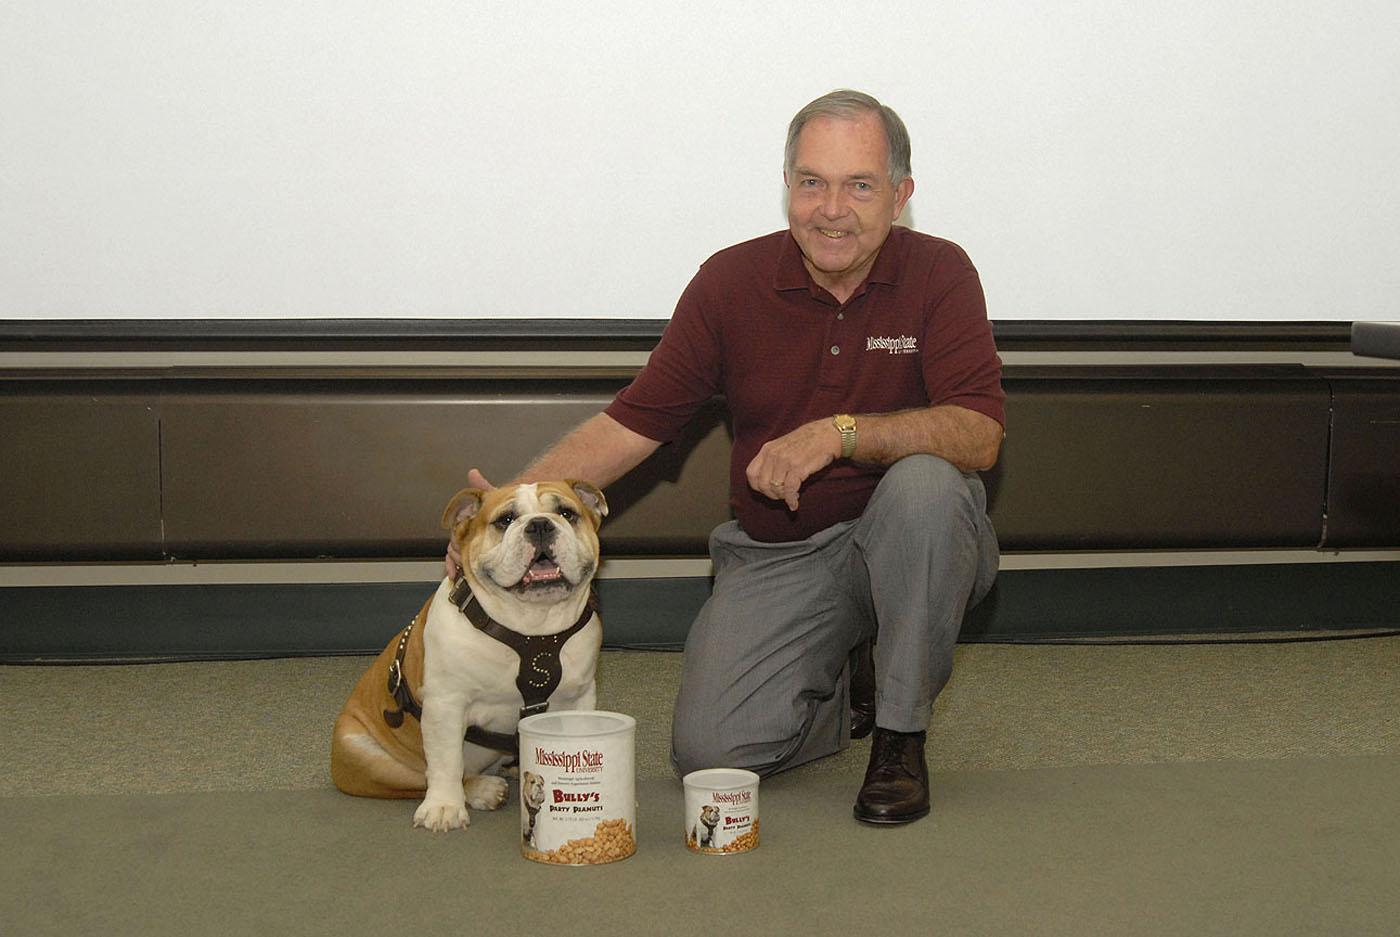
(413, 798), (470, 832)
(464, 774), (510, 811)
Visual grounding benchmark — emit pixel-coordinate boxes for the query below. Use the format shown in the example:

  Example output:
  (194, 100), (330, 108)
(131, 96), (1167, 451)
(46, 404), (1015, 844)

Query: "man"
(451, 89), (1003, 824)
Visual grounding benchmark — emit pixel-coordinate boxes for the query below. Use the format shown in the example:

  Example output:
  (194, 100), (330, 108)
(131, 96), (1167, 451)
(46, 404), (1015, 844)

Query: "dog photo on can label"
(694, 805), (721, 848)
(521, 770), (547, 848)
(329, 481), (607, 833)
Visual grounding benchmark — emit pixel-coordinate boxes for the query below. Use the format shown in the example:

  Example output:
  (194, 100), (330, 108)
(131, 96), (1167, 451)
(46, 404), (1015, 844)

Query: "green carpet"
(3, 641), (1399, 935)
(4, 757), (1397, 937)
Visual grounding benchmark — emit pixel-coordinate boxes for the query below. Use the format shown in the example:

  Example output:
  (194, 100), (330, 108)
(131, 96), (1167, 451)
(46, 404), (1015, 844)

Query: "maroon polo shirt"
(606, 226), (1004, 543)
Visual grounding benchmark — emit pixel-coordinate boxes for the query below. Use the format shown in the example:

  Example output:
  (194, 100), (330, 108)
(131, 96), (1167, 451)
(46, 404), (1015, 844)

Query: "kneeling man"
(450, 89), (1003, 825)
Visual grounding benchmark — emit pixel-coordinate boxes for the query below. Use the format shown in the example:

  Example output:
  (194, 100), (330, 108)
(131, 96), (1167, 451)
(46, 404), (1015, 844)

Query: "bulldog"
(331, 480), (607, 832)
(521, 770), (547, 848)
(696, 804), (721, 849)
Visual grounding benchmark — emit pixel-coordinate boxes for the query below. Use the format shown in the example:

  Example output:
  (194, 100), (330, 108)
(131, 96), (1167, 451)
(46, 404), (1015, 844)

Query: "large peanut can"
(517, 710), (637, 865)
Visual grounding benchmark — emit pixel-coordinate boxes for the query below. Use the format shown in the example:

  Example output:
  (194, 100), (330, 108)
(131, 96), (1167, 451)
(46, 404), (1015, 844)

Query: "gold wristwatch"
(833, 413), (857, 460)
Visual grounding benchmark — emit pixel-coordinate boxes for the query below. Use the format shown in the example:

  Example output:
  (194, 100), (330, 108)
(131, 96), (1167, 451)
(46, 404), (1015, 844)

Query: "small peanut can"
(517, 711), (637, 865)
(683, 768), (760, 854)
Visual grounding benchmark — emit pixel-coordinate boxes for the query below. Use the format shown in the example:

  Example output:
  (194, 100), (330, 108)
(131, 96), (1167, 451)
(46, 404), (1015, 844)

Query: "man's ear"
(441, 488), (486, 530)
(567, 480), (608, 523)
(892, 176), (915, 220)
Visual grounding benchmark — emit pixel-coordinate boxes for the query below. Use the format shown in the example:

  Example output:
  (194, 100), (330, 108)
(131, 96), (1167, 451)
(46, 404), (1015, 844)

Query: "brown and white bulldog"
(331, 480), (607, 832)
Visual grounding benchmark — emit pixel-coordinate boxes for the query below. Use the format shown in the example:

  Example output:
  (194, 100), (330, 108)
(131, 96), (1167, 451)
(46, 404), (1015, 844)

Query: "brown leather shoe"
(849, 639), (876, 740)
(853, 728), (930, 825)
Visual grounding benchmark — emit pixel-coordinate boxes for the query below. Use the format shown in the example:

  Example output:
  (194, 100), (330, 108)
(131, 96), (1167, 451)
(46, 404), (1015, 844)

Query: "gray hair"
(784, 89), (912, 186)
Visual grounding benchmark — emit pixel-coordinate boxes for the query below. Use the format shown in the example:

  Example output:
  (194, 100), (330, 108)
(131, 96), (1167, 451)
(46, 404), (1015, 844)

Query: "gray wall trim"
(4, 549), (1400, 589)
(4, 561), (1396, 663)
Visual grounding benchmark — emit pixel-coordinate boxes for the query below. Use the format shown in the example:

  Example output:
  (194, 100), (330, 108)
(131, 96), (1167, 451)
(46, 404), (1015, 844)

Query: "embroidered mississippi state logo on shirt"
(866, 335), (919, 355)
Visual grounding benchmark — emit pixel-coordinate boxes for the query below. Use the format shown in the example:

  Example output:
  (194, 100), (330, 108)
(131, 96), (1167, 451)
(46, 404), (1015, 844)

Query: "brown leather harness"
(382, 577), (599, 756)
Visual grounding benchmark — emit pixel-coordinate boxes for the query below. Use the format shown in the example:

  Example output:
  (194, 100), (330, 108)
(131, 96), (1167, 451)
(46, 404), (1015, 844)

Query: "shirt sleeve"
(920, 266), (1006, 428)
(604, 270), (724, 444)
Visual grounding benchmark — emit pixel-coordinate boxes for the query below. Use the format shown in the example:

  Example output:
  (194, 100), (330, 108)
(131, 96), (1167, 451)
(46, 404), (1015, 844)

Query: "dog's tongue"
(520, 557), (563, 586)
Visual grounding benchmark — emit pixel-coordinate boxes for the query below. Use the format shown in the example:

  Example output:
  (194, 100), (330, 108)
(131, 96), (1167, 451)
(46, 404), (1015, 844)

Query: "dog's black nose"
(525, 517), (553, 542)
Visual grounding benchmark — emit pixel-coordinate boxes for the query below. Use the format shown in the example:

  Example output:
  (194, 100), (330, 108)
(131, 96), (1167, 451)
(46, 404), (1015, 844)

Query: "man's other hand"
(744, 419), (841, 511)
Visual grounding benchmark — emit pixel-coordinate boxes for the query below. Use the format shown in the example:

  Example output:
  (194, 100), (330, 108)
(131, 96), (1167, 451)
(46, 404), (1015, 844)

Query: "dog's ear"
(441, 488), (486, 530)
(567, 480), (608, 522)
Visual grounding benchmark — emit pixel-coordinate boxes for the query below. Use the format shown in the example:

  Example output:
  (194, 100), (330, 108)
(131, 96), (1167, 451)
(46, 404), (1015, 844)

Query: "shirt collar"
(773, 226), (905, 301)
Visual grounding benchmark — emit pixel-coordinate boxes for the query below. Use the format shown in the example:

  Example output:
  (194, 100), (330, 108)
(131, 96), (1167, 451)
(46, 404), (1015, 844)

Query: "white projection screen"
(3, 1), (1397, 323)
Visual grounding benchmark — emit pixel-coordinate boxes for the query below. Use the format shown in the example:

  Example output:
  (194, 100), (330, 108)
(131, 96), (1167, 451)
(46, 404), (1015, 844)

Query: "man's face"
(785, 113), (914, 299)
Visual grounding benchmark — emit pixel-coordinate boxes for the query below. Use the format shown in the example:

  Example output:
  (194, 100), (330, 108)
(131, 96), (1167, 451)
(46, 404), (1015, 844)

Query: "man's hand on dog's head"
(444, 468), (498, 579)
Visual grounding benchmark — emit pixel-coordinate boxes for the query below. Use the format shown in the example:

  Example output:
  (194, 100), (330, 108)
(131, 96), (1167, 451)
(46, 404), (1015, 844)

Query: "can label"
(519, 712), (636, 865)
(684, 776), (759, 854)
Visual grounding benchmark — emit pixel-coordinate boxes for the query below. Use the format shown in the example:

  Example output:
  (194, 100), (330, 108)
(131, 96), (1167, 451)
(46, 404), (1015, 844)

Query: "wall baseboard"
(3, 562), (1395, 663)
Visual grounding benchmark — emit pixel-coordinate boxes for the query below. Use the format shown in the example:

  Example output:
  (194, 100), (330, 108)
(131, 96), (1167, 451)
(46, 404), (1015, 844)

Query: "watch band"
(834, 414), (857, 460)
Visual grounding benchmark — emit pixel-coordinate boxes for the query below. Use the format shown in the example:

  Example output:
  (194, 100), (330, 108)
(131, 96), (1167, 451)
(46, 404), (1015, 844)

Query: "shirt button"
(837, 313), (845, 321)
(830, 345), (840, 355)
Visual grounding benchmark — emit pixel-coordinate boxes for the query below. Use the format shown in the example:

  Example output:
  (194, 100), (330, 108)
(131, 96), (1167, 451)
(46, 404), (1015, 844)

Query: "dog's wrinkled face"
(443, 481), (607, 606)
(522, 771), (546, 811)
(700, 805), (721, 827)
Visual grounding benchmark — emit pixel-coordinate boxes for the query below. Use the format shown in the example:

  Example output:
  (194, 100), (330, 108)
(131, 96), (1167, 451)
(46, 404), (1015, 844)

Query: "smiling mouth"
(817, 228), (849, 239)
(515, 550), (567, 590)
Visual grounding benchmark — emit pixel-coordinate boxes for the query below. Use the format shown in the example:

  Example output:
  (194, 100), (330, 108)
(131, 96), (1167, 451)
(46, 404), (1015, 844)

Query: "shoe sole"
(852, 804), (930, 825)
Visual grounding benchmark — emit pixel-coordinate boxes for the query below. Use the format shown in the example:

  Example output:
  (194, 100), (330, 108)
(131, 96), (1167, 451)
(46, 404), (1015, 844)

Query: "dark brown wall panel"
(4, 366), (1379, 562)
(0, 382), (162, 559)
(159, 382), (731, 558)
(1324, 378), (1400, 547)
(985, 374), (1332, 550)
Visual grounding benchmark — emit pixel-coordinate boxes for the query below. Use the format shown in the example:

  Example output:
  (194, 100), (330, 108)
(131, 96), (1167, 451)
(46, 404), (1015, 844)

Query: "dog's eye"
(557, 506), (578, 522)
(493, 513), (515, 530)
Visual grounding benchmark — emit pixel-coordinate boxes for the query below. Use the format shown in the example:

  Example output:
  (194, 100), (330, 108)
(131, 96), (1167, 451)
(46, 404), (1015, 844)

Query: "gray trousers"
(671, 455), (999, 778)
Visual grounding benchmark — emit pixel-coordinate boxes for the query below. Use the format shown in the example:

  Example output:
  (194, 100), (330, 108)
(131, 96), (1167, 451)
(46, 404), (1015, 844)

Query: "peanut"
(524, 818), (636, 865)
(721, 818), (760, 853)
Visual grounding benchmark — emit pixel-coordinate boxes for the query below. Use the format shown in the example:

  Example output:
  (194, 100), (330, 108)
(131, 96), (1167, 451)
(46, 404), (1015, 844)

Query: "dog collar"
(380, 580), (599, 757)
(448, 576), (599, 709)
